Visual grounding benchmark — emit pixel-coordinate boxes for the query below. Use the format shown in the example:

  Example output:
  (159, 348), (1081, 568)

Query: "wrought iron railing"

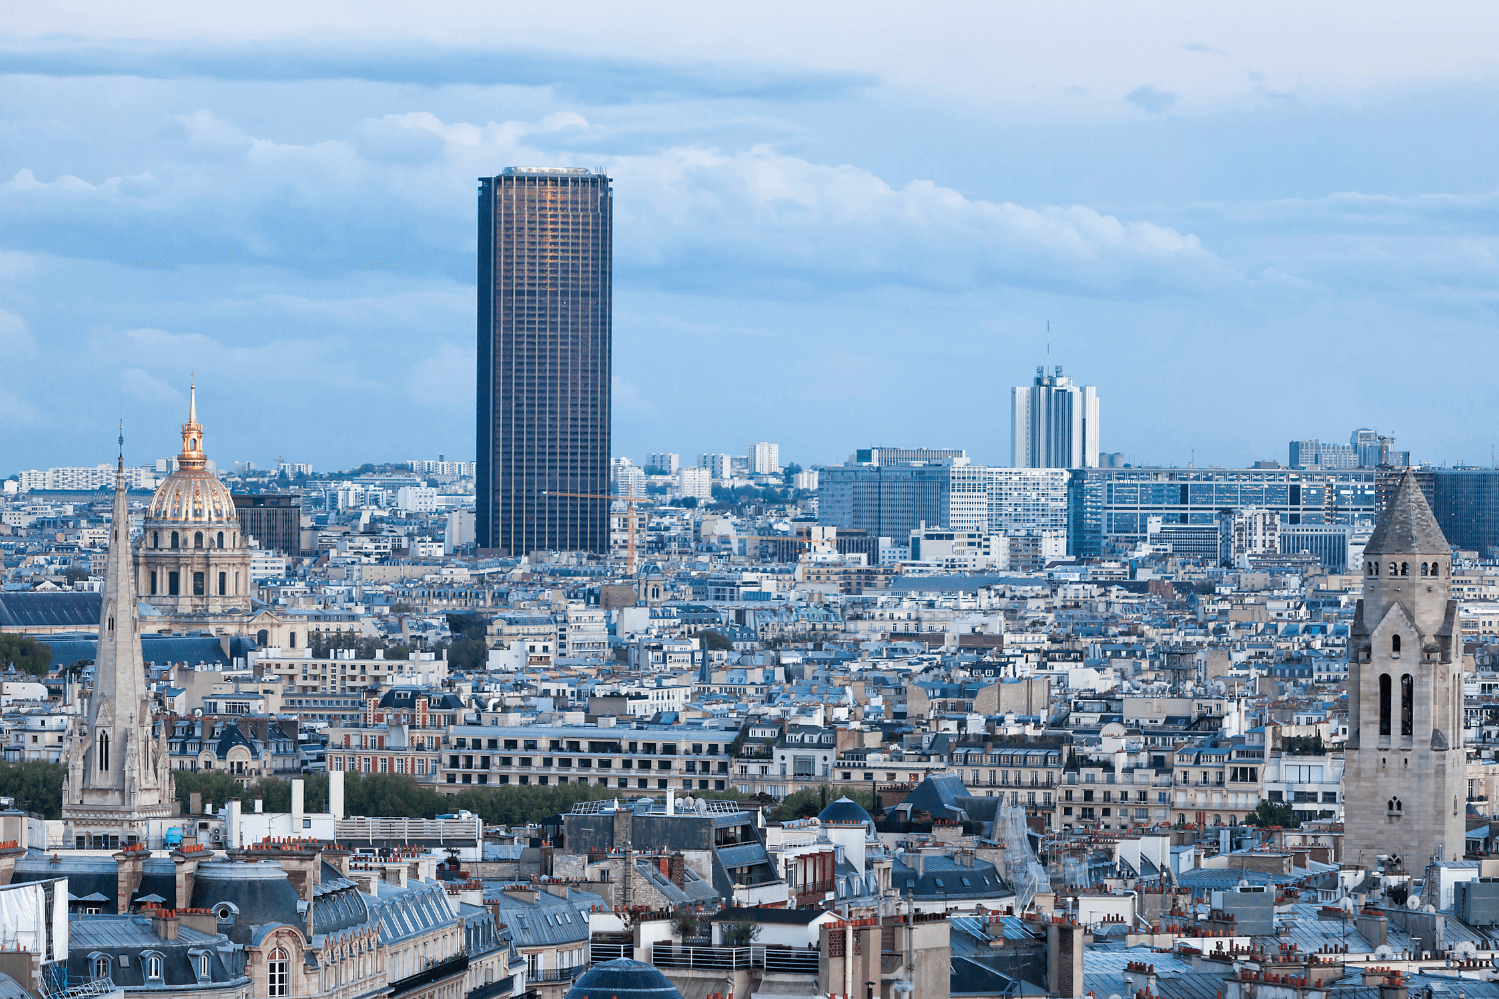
(651, 945), (818, 975)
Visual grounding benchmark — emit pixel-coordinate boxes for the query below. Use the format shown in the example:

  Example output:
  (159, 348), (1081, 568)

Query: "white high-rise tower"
(1011, 366), (1099, 469)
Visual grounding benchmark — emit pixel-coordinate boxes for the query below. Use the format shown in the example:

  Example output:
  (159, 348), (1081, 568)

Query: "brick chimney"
(1378, 973), (1407, 999)
(152, 910), (179, 940)
(669, 853), (686, 888)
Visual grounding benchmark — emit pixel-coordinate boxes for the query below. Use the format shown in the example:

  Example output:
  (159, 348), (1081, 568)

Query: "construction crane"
(540, 491), (658, 575)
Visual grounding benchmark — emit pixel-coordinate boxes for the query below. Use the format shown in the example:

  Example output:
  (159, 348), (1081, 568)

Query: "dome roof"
(565, 960), (682, 999)
(818, 796), (873, 825)
(149, 468), (236, 525)
(146, 382), (237, 525)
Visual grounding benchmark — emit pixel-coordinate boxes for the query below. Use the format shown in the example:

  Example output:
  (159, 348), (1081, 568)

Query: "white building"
(648, 452), (680, 474)
(1218, 508), (1280, 568)
(678, 466), (713, 500)
(792, 469), (819, 491)
(396, 486), (439, 513)
(612, 458), (646, 498)
(699, 453), (733, 479)
(1010, 365), (1100, 469)
(445, 510), (476, 553)
(985, 468), (1070, 537)
(19, 464), (160, 491)
(748, 442), (780, 475)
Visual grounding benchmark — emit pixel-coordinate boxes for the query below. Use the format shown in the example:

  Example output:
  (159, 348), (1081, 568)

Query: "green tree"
(699, 630), (734, 652)
(0, 761), (66, 819)
(671, 905), (700, 939)
(718, 914), (760, 947)
(781, 463), (803, 485)
(0, 635), (52, 676)
(771, 786), (875, 822)
(444, 636), (489, 672)
(1244, 799), (1301, 828)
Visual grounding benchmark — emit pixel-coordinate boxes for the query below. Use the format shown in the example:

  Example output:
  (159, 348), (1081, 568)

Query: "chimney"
(912, 852), (924, 877)
(1378, 974), (1407, 999)
(152, 910), (179, 940)
(666, 789), (675, 816)
(226, 799), (242, 850)
(190, 792), (202, 815)
(254, 799), (264, 814)
(329, 769), (345, 821)
(669, 853), (686, 888)
(113, 848), (147, 915)
(353, 872), (380, 895)
(291, 780), (305, 830)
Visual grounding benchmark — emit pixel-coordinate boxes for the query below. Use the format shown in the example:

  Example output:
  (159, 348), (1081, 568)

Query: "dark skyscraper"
(477, 167), (612, 555)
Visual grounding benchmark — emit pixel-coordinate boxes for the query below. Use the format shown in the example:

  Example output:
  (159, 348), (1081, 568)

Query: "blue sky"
(4, 2), (1499, 474)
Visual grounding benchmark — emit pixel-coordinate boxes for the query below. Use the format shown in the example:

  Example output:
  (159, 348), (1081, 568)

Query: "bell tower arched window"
(217, 531), (225, 548)
(1392, 634), (1401, 654)
(171, 531), (179, 549)
(98, 732), (109, 772)
(194, 531), (203, 549)
(268, 948), (288, 997)
(1379, 674), (1392, 736)
(1401, 674), (1414, 737)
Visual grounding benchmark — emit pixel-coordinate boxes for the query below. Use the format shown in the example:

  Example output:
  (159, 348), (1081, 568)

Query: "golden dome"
(146, 382), (238, 526)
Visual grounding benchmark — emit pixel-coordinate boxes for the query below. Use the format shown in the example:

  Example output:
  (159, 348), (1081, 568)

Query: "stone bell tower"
(1344, 470), (1465, 871)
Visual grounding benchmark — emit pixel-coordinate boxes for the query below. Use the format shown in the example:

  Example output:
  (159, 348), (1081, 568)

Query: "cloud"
(1126, 85), (1179, 114)
(612, 376), (654, 415)
(0, 111), (1229, 298)
(1181, 42), (1225, 56)
(0, 310), (35, 354)
(406, 343), (477, 404)
(0, 39), (875, 104)
(118, 368), (182, 404)
(0, 384), (40, 426)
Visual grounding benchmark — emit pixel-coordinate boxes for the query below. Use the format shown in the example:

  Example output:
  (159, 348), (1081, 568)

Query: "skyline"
(5, 3), (1499, 472)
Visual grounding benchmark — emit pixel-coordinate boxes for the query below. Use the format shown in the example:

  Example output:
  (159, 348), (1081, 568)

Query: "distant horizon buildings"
(476, 166), (612, 556)
(1011, 365), (1100, 469)
(1289, 429), (1410, 470)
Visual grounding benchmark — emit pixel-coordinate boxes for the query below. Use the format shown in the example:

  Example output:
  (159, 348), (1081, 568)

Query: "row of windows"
(150, 530), (234, 549)
(149, 570), (239, 597)
(1369, 560), (1443, 576)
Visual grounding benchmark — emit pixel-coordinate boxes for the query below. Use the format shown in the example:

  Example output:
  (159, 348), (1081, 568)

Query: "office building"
(1279, 523), (1363, 572)
(1288, 440), (1358, 470)
(818, 459), (1068, 544)
(1011, 366), (1099, 469)
(476, 166), (612, 555)
(1067, 467), (1379, 557)
(232, 493), (303, 556)
(849, 446), (967, 467)
(1407, 468), (1499, 558)
(611, 458), (646, 498)
(677, 466), (712, 500)
(748, 442), (780, 475)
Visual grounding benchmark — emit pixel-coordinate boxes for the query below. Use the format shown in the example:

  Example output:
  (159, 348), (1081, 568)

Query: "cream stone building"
(1344, 471), (1466, 871)
(138, 384), (253, 615)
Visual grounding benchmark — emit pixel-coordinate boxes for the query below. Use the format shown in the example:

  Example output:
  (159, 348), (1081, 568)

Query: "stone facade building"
(1345, 470), (1466, 870)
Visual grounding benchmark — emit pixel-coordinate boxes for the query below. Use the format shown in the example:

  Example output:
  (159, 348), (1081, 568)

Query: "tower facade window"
(1379, 673), (1392, 736)
(150, 571), (157, 595)
(194, 531), (203, 549)
(1401, 674), (1414, 737)
(168, 572), (180, 596)
(218, 572), (226, 596)
(217, 531), (225, 548)
(98, 732), (109, 772)
(193, 571), (205, 596)
(171, 531), (179, 549)
(152, 531), (159, 548)
(1401, 562), (1409, 576)
(1393, 634), (1401, 654)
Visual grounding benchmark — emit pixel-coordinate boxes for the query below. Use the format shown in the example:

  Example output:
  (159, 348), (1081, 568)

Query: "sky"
(5, 2), (1499, 474)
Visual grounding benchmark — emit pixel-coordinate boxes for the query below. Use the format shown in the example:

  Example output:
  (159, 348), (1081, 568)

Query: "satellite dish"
(1425, 904), (1436, 913)
(1339, 897), (1356, 914)
(1238, 879), (1250, 889)
(1408, 895), (1421, 910)
(1374, 945), (1395, 959)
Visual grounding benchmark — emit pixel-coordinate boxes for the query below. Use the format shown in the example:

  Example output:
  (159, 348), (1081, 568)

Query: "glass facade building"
(477, 167), (612, 555)
(1068, 468), (1379, 557)
(1427, 469), (1499, 557)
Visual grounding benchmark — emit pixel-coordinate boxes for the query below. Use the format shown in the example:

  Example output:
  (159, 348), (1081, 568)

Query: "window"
(150, 571), (157, 595)
(1379, 673), (1392, 736)
(98, 732), (109, 772)
(146, 956), (162, 980)
(193, 571), (205, 596)
(93, 957), (110, 981)
(1401, 674), (1414, 737)
(171, 531), (180, 549)
(169, 571), (180, 596)
(201, 954), (211, 978)
(1392, 634), (1401, 655)
(218, 572), (226, 595)
(268, 948), (288, 996)
(194, 531), (204, 549)
(217, 531), (225, 548)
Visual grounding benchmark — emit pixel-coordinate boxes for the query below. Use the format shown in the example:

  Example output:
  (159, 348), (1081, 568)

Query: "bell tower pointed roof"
(1366, 469), (1449, 555)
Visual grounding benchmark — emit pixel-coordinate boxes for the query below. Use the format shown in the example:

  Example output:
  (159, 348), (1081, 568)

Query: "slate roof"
(897, 774), (971, 817)
(891, 855), (1013, 901)
(1366, 470), (1450, 555)
(368, 878), (458, 947)
(484, 885), (604, 948)
(633, 860), (718, 906)
(68, 915), (245, 988)
(0, 592), (102, 628)
(709, 907), (828, 925)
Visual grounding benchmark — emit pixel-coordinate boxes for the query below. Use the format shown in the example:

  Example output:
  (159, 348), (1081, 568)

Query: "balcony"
(651, 945), (819, 976)
(390, 953), (469, 997)
(529, 966), (586, 983)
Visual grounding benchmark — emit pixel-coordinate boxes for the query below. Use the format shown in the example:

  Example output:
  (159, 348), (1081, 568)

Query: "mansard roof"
(1365, 470), (1450, 556)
